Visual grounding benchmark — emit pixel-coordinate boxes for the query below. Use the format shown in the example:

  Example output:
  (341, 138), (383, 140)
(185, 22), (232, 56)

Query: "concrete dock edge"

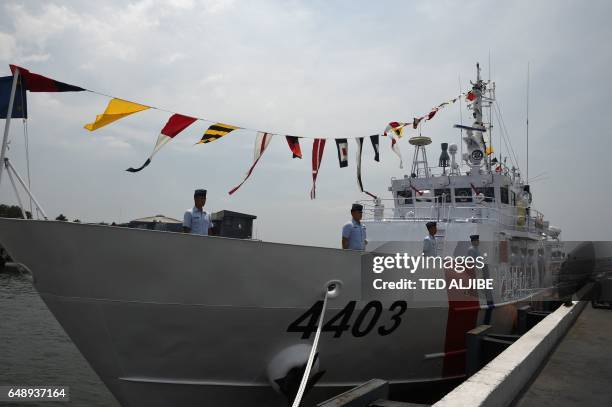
(433, 300), (588, 407)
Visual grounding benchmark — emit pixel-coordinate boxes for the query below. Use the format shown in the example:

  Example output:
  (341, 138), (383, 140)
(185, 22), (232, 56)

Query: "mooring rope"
(291, 287), (331, 407)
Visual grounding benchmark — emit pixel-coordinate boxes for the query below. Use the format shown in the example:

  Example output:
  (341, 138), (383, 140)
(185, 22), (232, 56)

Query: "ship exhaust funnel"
(439, 143), (450, 174)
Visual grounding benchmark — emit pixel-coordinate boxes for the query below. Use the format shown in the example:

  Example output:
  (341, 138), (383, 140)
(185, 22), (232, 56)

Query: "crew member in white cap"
(342, 203), (367, 250)
(422, 221), (437, 257)
(183, 189), (214, 235)
(467, 234), (480, 258)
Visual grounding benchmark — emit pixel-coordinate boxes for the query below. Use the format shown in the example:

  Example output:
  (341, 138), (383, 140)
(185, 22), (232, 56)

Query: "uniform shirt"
(183, 207), (213, 235)
(342, 219), (366, 251)
(422, 234), (437, 257)
(467, 245), (480, 258)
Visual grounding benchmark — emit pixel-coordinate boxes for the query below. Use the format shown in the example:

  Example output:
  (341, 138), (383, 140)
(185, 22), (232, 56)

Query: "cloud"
(167, 0), (196, 10)
(164, 52), (186, 64)
(20, 53), (50, 62)
(0, 0), (611, 243)
(105, 137), (133, 151)
(203, 0), (234, 13)
(7, 3), (79, 48)
(0, 32), (16, 60)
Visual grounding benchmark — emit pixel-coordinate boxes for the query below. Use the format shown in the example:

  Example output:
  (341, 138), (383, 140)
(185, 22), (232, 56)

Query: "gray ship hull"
(0, 218), (534, 406)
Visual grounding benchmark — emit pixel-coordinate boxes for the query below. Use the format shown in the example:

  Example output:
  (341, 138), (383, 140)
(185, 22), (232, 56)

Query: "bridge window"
(501, 186), (509, 204)
(472, 187), (495, 202)
(482, 187), (495, 202)
(455, 188), (472, 203)
(434, 188), (451, 203)
(397, 190), (412, 205)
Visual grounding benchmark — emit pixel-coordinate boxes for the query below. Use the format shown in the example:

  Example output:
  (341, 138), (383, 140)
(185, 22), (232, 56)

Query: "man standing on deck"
(467, 234), (480, 258)
(183, 189), (214, 235)
(342, 203), (367, 250)
(422, 221), (437, 257)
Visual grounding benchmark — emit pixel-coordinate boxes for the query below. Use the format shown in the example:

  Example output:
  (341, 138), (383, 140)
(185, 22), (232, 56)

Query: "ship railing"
(359, 198), (548, 234)
(499, 265), (544, 300)
(392, 165), (513, 179)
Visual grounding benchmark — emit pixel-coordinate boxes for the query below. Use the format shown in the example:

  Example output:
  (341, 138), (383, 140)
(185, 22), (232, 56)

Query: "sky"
(0, 0), (611, 247)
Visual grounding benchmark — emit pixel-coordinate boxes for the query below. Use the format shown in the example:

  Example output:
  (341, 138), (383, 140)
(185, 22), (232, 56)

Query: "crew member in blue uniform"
(422, 221), (437, 256)
(468, 234), (494, 322)
(342, 203), (367, 250)
(183, 189), (214, 235)
(467, 234), (480, 257)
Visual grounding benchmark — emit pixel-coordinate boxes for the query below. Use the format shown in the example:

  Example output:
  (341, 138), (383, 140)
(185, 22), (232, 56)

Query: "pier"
(514, 303), (612, 407)
(318, 280), (612, 407)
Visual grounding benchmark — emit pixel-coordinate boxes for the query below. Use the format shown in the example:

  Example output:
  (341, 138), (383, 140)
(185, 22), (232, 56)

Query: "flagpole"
(6, 164), (27, 219)
(4, 158), (47, 219)
(0, 68), (19, 187)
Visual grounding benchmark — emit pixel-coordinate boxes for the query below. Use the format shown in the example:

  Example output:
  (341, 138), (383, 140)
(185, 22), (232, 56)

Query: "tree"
(56, 214), (67, 221)
(0, 204), (32, 219)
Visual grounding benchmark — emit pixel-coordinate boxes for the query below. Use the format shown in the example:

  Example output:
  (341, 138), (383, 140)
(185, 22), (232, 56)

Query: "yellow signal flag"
(84, 98), (150, 131)
(486, 146), (494, 155)
(197, 123), (240, 144)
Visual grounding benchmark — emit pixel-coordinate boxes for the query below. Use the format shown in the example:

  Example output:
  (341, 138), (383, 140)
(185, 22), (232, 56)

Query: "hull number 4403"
(287, 300), (407, 339)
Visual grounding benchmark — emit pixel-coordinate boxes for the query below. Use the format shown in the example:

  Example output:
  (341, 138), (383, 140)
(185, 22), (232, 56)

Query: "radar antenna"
(408, 135), (432, 178)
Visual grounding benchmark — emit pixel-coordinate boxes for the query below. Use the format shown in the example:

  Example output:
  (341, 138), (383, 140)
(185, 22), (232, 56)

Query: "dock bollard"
(465, 324), (492, 377)
(517, 305), (532, 335)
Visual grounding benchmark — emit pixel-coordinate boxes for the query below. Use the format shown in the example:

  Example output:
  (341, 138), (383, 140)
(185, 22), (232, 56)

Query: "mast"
(455, 64), (493, 173)
(454, 63), (490, 173)
(0, 68), (19, 186)
(474, 63), (490, 172)
(0, 67), (48, 219)
(526, 62), (530, 182)
(474, 63), (482, 124)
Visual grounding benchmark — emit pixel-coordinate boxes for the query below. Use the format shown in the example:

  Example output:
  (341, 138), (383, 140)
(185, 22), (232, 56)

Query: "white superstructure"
(362, 63), (563, 302)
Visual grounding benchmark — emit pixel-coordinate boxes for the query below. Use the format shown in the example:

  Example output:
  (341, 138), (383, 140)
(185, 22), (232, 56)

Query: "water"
(0, 270), (120, 407)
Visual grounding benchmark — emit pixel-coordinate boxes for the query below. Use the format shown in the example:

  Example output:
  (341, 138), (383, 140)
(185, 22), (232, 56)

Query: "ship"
(0, 64), (588, 406)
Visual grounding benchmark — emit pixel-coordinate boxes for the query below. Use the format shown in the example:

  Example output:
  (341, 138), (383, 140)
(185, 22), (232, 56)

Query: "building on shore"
(122, 211), (257, 238)
(123, 215), (183, 232)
